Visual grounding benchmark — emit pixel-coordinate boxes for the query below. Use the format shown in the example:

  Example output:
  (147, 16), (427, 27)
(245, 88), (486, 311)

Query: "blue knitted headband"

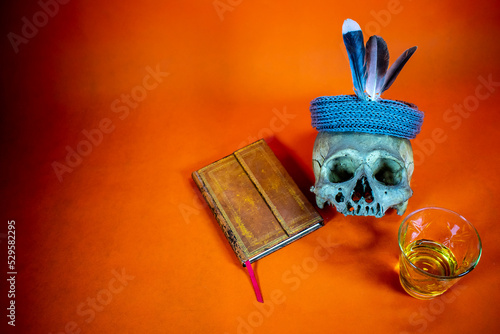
(311, 19), (424, 140)
(310, 95), (424, 139)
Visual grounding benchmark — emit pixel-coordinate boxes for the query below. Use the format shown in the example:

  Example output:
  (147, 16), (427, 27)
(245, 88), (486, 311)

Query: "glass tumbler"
(398, 207), (482, 299)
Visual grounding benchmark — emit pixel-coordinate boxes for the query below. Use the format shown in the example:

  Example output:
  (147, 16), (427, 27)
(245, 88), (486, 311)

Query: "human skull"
(311, 132), (414, 217)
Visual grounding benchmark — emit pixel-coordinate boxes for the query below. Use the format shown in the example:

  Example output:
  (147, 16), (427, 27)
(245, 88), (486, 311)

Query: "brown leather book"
(193, 140), (324, 300)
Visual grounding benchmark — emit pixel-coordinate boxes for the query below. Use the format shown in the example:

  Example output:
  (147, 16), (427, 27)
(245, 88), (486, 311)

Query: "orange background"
(1, 0), (500, 333)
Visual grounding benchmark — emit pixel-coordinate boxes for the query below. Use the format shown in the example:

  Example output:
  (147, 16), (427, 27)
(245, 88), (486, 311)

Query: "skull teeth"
(343, 201), (384, 217)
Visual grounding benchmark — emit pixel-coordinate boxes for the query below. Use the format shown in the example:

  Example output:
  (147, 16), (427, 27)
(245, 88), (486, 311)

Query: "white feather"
(342, 19), (361, 34)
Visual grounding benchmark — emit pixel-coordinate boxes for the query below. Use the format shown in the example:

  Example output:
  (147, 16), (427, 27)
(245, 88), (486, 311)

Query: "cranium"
(311, 132), (414, 217)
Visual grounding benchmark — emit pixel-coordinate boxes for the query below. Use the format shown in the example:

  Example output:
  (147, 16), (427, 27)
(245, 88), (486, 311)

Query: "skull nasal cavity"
(351, 176), (373, 203)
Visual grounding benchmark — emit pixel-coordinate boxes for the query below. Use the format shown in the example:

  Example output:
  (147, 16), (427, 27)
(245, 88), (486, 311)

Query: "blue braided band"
(310, 95), (424, 139)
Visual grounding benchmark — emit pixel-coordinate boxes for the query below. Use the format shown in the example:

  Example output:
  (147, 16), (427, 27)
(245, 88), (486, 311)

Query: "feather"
(365, 35), (389, 101)
(382, 46), (417, 93)
(342, 19), (366, 100)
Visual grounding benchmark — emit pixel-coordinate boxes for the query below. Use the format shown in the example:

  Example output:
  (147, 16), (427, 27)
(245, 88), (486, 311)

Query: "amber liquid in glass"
(400, 239), (458, 299)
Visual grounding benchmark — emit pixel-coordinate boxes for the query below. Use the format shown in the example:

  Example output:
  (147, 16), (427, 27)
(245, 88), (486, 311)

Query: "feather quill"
(382, 46), (417, 93)
(342, 19), (366, 100)
(365, 35), (389, 101)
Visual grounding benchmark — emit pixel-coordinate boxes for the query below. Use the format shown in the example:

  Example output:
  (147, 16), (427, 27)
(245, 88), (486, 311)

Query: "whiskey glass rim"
(398, 206), (482, 280)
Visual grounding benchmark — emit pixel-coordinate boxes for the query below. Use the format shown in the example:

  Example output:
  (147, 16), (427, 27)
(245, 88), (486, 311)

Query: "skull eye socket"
(327, 156), (357, 183)
(373, 158), (403, 186)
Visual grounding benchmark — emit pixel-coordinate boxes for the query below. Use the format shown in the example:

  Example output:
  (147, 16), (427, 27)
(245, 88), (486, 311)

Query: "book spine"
(192, 170), (247, 265)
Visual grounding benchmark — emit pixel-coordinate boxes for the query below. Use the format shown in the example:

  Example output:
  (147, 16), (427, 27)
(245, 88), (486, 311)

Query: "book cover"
(192, 139), (324, 266)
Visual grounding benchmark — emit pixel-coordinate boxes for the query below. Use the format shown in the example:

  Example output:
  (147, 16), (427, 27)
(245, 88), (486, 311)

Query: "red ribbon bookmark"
(245, 260), (263, 303)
